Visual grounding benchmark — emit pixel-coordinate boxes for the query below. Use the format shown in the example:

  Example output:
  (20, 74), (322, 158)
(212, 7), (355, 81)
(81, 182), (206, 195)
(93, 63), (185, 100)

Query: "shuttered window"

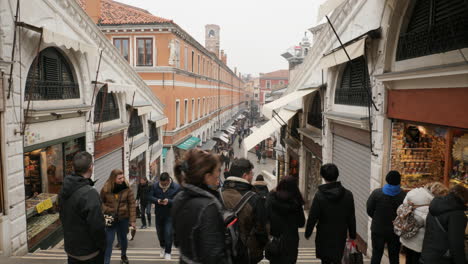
(128, 110), (143, 137)
(94, 87), (120, 123)
(149, 122), (159, 145)
(335, 56), (370, 107)
(396, 0), (468, 61)
(25, 47), (79, 100)
(308, 93), (322, 129)
(290, 114), (301, 140)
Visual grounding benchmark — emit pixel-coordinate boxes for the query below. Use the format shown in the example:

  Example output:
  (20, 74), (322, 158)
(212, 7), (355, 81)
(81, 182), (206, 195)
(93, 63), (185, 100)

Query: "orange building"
(79, 0), (246, 149)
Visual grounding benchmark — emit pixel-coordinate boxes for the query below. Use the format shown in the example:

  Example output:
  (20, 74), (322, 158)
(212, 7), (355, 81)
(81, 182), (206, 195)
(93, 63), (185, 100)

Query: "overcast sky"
(117, 0), (324, 76)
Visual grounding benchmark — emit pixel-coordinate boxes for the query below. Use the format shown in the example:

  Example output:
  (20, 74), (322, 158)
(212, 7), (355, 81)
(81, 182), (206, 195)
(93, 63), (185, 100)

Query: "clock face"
(209, 30), (216, 38)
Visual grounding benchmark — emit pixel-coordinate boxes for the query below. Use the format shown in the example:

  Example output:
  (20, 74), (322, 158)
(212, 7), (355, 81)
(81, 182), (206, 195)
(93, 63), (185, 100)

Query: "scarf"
(383, 184), (401, 196)
(159, 179), (171, 193)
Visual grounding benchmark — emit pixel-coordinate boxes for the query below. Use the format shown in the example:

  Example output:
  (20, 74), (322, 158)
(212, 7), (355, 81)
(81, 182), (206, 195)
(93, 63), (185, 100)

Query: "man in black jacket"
(222, 158), (268, 264)
(305, 163), (356, 264)
(59, 151), (106, 264)
(366, 171), (406, 264)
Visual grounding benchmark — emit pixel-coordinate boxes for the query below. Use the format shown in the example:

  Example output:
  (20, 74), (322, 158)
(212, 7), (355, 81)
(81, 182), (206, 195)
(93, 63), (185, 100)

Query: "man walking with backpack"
(221, 158), (268, 264)
(366, 171), (406, 264)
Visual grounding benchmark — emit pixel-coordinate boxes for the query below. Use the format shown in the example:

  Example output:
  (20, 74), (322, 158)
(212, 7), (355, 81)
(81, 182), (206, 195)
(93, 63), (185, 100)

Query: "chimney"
(234, 67), (237, 75)
(85, 0), (101, 24)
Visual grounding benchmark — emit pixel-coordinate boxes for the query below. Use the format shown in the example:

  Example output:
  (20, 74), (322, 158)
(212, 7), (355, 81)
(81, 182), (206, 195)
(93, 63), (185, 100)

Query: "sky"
(117, 0), (324, 76)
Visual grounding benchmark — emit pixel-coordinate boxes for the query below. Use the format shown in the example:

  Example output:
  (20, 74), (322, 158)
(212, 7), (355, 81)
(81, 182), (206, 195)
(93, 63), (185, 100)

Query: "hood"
(223, 177), (253, 192)
(60, 174), (93, 199)
(318, 181), (345, 201)
(429, 193), (466, 216)
(252, 181), (268, 186)
(270, 192), (300, 213)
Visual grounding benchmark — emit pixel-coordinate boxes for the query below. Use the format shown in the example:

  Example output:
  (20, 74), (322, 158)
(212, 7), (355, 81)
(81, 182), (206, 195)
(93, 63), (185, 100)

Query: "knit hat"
(386, 171), (401, 186)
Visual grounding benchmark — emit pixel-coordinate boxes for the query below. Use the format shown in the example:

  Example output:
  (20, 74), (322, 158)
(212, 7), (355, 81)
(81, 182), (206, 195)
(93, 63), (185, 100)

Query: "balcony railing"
(25, 81), (80, 100)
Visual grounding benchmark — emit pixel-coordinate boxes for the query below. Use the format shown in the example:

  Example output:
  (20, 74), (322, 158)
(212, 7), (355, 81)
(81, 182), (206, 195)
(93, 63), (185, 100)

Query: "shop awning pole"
(87, 49), (104, 122)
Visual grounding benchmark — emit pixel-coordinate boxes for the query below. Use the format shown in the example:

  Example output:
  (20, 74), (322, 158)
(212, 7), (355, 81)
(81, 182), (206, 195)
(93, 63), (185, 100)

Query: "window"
(266, 80), (271, 89)
(280, 80), (284, 85)
(184, 99), (188, 125)
(25, 47), (79, 100)
(176, 100), (180, 128)
(113, 38), (130, 62)
(335, 56), (370, 107)
(184, 47), (188, 70)
(191, 51), (195, 72)
(202, 58), (204, 76)
(191, 98), (195, 122)
(197, 98), (201, 119)
(136, 38), (153, 66)
(94, 86), (120, 123)
(128, 109), (143, 137)
(149, 122), (159, 145)
(198, 55), (200, 74)
(396, 0), (468, 61)
(175, 40), (181, 68)
(202, 98), (206, 116)
(290, 114), (300, 140)
(255, 94), (259, 98)
(209, 30), (216, 38)
(307, 93), (322, 129)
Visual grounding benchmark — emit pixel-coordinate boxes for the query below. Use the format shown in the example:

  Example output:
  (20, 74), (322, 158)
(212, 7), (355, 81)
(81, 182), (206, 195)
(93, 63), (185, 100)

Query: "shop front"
(302, 136), (322, 208)
(150, 157), (161, 181)
(129, 152), (146, 186)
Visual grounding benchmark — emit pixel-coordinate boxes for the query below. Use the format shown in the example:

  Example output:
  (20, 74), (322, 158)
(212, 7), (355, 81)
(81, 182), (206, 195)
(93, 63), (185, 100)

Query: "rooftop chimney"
(85, 0), (101, 23)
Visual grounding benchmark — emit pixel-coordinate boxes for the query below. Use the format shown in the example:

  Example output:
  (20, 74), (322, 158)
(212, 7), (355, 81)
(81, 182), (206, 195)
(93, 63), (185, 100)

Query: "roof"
(260, 70), (289, 80)
(76, 0), (173, 25)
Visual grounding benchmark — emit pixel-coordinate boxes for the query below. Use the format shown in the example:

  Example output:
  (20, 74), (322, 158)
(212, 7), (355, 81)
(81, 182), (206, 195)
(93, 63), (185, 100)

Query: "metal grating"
(149, 122), (159, 145)
(307, 93), (322, 129)
(94, 89), (120, 123)
(334, 56), (370, 107)
(128, 110), (143, 137)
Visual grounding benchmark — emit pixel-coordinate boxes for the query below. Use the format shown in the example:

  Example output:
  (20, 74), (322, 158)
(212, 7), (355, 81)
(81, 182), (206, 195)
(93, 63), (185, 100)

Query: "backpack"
(219, 190), (256, 261)
(393, 201), (429, 239)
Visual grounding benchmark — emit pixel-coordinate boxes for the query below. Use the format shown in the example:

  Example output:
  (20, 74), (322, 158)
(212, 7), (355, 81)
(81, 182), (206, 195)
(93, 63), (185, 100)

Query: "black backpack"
(219, 190), (256, 262)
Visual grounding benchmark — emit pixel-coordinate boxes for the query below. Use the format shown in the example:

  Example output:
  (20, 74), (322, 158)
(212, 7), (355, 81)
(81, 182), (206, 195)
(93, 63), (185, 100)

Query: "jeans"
(68, 250), (104, 264)
(371, 232), (401, 264)
(104, 218), (129, 264)
(140, 203), (152, 226)
(156, 215), (173, 254)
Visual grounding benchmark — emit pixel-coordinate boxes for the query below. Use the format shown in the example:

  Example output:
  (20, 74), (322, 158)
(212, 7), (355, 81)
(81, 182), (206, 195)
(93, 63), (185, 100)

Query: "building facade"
(258, 70), (289, 106)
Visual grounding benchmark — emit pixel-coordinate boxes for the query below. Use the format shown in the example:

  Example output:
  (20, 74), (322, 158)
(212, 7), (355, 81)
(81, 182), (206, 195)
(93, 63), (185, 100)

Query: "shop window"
(25, 47), (79, 101)
(93, 87), (120, 123)
(136, 38), (153, 66)
(128, 109), (143, 137)
(334, 56), (370, 107)
(307, 93), (322, 129)
(396, 0), (468, 61)
(149, 122), (159, 145)
(113, 38), (129, 62)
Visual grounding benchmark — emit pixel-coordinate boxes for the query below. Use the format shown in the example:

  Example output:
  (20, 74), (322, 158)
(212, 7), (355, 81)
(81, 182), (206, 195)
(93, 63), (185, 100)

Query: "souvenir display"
(451, 134), (468, 187)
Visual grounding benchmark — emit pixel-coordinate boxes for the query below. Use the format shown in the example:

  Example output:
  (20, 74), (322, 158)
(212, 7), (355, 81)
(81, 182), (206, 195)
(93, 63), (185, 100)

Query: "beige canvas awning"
(318, 37), (366, 69)
(262, 88), (318, 119)
(42, 28), (97, 55)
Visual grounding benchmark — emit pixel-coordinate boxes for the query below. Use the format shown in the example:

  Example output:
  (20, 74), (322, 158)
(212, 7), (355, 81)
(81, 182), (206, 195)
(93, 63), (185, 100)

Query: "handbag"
(264, 236), (281, 260)
(342, 240), (364, 264)
(104, 194), (122, 228)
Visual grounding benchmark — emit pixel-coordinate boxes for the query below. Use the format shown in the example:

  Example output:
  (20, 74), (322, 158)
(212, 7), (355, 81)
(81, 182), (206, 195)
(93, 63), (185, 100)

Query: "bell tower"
(205, 24), (220, 57)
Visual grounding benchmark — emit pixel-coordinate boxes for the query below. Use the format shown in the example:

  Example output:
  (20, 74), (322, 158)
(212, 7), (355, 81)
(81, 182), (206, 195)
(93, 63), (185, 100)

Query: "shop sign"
(36, 198), (53, 214)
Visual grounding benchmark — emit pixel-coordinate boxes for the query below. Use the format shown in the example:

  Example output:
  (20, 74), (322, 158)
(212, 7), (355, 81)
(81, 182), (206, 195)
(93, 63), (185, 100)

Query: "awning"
(131, 99), (152, 116)
(243, 108), (297, 157)
(262, 88), (318, 119)
(149, 112), (169, 127)
(219, 136), (229, 144)
(106, 83), (136, 94)
(176, 137), (201, 150)
(318, 37), (366, 69)
(201, 140), (217, 151)
(162, 148), (168, 159)
(42, 28), (97, 55)
(213, 132), (229, 139)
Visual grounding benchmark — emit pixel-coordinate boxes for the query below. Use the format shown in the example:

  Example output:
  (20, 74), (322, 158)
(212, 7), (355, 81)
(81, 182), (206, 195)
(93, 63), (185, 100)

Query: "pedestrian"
(305, 163), (356, 264)
(59, 151), (106, 264)
(238, 136), (243, 149)
(229, 147), (234, 160)
(366, 171), (406, 264)
(256, 149), (261, 163)
(262, 150), (267, 164)
(266, 176), (306, 264)
(100, 169), (136, 264)
(148, 172), (180, 260)
(136, 177), (152, 229)
(252, 174), (269, 199)
(225, 153), (231, 170)
(172, 149), (230, 263)
(400, 182), (448, 264)
(421, 184), (468, 264)
(222, 158), (268, 264)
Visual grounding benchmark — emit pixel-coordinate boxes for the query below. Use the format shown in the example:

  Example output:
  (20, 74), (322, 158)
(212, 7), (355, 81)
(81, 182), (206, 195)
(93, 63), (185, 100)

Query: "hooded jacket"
(421, 193), (467, 264)
(305, 181), (356, 262)
(252, 181), (269, 199)
(59, 174), (106, 257)
(136, 182), (151, 206)
(148, 179), (180, 219)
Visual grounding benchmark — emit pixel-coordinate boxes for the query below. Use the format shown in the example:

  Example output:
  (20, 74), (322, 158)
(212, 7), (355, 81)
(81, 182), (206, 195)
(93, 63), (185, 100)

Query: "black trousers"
(68, 250), (104, 264)
(404, 247), (421, 264)
(321, 258), (340, 264)
(371, 232), (401, 264)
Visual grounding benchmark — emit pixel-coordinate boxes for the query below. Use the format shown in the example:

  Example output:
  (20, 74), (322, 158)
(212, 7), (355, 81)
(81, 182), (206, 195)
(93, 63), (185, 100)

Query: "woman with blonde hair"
(400, 182), (448, 264)
(100, 169), (136, 264)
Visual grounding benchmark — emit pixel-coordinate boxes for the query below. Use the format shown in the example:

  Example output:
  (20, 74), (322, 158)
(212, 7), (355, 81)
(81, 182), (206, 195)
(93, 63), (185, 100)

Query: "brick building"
(259, 69), (289, 106)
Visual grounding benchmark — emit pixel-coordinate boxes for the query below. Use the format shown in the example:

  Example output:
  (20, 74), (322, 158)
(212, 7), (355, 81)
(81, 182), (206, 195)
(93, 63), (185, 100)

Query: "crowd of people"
(58, 148), (467, 264)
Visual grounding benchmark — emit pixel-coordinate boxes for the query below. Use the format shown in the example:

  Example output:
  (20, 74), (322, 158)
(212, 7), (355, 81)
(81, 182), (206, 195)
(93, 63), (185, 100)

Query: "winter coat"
(222, 176), (269, 263)
(100, 182), (137, 224)
(136, 182), (151, 206)
(59, 174), (106, 257)
(172, 184), (229, 264)
(266, 192), (306, 264)
(148, 179), (180, 219)
(421, 193), (467, 264)
(366, 187), (406, 236)
(305, 181), (356, 262)
(252, 181), (269, 199)
(400, 187), (434, 252)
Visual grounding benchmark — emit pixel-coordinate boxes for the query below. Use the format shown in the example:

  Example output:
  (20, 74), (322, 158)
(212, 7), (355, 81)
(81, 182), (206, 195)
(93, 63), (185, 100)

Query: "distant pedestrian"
(229, 147), (234, 159)
(252, 175), (269, 199)
(256, 149), (261, 163)
(421, 184), (468, 264)
(366, 171), (406, 264)
(101, 169), (137, 264)
(148, 172), (180, 260)
(238, 136), (243, 148)
(59, 151), (106, 264)
(172, 149), (230, 263)
(266, 176), (306, 263)
(262, 150), (267, 164)
(136, 177), (151, 229)
(305, 163), (356, 264)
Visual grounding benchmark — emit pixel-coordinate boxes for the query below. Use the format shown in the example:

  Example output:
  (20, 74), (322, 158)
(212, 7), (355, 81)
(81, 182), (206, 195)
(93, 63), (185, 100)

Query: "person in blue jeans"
(148, 172), (180, 260)
(136, 177), (152, 229)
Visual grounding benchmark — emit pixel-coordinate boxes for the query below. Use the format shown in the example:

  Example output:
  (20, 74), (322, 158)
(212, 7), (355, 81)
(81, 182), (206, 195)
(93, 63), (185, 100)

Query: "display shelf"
(400, 160), (432, 162)
(26, 194), (58, 218)
(401, 148), (432, 150)
(27, 213), (60, 240)
(402, 173), (432, 178)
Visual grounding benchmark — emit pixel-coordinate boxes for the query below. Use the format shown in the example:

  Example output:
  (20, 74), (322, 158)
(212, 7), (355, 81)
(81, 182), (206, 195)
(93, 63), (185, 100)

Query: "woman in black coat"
(421, 184), (468, 264)
(266, 176), (306, 264)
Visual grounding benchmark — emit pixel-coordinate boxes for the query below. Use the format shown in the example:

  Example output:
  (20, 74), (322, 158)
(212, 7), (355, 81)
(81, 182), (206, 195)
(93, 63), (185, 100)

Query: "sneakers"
(140, 225), (147, 229)
(160, 249), (165, 258)
(164, 253), (171, 260)
(121, 255), (129, 264)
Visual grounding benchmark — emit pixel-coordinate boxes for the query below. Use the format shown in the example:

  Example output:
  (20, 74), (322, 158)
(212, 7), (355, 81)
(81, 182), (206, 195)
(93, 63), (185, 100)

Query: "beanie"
(386, 171), (401, 186)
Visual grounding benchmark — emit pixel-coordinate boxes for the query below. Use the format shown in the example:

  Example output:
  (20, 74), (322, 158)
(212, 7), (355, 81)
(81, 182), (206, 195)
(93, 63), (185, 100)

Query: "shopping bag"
(342, 239), (364, 264)
(136, 204), (141, 218)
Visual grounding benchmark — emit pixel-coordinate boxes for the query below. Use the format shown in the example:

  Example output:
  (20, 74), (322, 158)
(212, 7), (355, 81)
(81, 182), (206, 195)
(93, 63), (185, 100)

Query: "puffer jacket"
(400, 187), (434, 252)
(421, 193), (467, 264)
(366, 186), (406, 236)
(100, 182), (137, 224)
(172, 184), (229, 264)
